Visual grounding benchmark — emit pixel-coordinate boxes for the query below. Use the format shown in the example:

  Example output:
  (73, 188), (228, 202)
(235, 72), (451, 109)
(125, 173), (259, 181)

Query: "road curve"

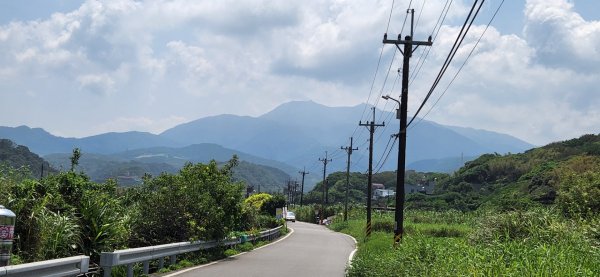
(167, 221), (356, 277)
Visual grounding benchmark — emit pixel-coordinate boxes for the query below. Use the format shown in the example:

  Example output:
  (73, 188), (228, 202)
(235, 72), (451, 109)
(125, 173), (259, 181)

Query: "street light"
(381, 94), (405, 244)
(382, 95), (400, 119)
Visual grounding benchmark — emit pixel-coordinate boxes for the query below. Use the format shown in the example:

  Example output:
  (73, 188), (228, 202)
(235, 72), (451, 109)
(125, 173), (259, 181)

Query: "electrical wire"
(411, 0), (505, 128)
(400, 0), (413, 35)
(375, 136), (398, 173)
(373, 135), (394, 170)
(410, 0), (453, 85)
(407, 0), (485, 127)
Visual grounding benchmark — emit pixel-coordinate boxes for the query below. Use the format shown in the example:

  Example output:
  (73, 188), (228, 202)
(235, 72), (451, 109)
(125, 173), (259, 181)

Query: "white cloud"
(0, 0), (598, 146)
(91, 115), (188, 135)
(414, 0), (600, 145)
(77, 73), (115, 96)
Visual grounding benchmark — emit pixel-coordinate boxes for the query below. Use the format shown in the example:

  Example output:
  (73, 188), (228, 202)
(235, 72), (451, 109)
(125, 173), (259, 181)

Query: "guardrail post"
(170, 255), (177, 265)
(127, 263), (133, 277)
(143, 261), (150, 275)
(103, 267), (111, 277)
(158, 257), (164, 269)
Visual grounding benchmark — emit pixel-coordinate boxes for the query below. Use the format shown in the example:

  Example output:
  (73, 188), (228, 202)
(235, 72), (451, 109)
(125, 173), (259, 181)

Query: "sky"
(0, 0), (599, 146)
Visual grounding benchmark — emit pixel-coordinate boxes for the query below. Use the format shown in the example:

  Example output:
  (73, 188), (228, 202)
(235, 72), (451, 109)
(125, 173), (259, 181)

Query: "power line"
(399, 0), (413, 34)
(411, 0), (505, 128)
(408, 0), (453, 93)
(407, 0), (485, 127)
(375, 136), (398, 173)
(373, 134), (394, 170)
(386, 0), (396, 34)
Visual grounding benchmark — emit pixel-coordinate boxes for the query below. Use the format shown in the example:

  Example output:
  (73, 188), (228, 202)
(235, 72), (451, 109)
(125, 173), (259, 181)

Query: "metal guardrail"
(0, 255), (89, 277)
(100, 226), (283, 277)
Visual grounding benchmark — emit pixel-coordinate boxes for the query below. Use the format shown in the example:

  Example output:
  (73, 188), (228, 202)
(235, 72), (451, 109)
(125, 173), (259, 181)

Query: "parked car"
(285, 211), (296, 222)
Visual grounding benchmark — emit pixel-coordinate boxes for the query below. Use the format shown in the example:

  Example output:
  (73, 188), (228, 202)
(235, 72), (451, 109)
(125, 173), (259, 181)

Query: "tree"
(70, 148), (81, 171)
(131, 157), (244, 245)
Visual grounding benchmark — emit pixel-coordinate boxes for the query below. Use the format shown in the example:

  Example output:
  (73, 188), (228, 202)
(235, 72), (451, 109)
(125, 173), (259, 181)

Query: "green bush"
(223, 249), (239, 257)
(557, 171), (600, 220)
(468, 208), (573, 244)
(237, 242), (254, 252)
(293, 205), (318, 223)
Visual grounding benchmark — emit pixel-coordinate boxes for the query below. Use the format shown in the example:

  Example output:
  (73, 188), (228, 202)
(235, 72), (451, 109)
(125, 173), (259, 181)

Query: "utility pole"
(299, 167), (309, 207)
(286, 179), (292, 206)
(383, 9), (432, 245)
(318, 151), (332, 224)
(292, 180), (298, 206)
(325, 178), (329, 205)
(359, 107), (384, 239)
(341, 137), (358, 221)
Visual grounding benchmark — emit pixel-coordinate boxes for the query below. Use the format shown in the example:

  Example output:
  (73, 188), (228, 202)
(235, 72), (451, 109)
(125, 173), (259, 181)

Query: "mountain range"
(0, 101), (534, 190)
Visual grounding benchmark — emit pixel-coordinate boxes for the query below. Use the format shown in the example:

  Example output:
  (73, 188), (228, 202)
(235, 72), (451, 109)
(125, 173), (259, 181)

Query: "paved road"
(167, 221), (356, 277)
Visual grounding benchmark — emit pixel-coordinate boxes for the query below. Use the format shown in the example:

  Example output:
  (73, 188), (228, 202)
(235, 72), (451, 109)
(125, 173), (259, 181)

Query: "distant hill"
(113, 143), (297, 173)
(45, 144), (293, 188)
(0, 101), (535, 190)
(161, 101), (534, 173)
(0, 126), (181, 155)
(45, 152), (177, 186)
(407, 156), (479, 173)
(0, 138), (56, 178)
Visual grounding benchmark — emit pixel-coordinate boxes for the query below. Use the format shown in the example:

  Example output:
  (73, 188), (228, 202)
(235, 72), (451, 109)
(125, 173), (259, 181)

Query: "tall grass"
(330, 209), (600, 276)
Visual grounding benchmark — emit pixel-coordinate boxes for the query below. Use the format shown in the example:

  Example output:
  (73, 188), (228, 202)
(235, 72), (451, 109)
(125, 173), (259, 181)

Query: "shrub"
(469, 209), (573, 244)
(224, 249), (239, 257)
(557, 171), (600, 220)
(237, 242), (254, 252)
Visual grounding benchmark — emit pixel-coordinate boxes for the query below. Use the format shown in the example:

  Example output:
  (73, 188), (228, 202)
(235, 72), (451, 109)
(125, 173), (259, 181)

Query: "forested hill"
(0, 138), (56, 178)
(430, 133), (600, 212)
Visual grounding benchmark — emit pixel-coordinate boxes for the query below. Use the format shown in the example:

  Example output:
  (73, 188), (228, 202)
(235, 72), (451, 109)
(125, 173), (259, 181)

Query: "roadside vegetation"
(318, 134), (600, 276)
(331, 208), (598, 276)
(0, 150), (286, 275)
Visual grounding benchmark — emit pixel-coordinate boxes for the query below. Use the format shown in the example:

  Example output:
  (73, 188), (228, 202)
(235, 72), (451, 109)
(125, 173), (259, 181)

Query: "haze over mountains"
(0, 101), (534, 190)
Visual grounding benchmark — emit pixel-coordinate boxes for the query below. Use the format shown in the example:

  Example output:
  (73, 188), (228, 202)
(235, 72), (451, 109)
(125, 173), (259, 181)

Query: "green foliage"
(35, 209), (80, 260)
(223, 249), (239, 257)
(78, 191), (130, 261)
(1, 153), (282, 268)
(293, 205), (319, 223)
(469, 208), (574, 244)
(0, 139), (56, 178)
(260, 193), (286, 216)
(237, 242), (254, 252)
(69, 148), (81, 172)
(557, 171), (600, 220)
(334, 209), (600, 276)
(131, 157), (244, 245)
(244, 193), (272, 211)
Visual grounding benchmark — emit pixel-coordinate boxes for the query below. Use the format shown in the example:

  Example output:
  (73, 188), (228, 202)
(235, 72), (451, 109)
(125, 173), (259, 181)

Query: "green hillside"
(45, 152), (291, 189)
(410, 133), (600, 213)
(0, 138), (56, 178)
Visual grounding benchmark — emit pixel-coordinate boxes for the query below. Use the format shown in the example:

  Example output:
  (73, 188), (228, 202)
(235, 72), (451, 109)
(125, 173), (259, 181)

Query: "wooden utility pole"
(318, 151), (332, 224)
(299, 167), (309, 207)
(359, 108), (384, 238)
(341, 137), (358, 221)
(383, 9), (432, 245)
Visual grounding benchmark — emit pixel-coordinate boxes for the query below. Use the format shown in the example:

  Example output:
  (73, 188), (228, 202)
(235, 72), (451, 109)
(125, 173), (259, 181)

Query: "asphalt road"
(167, 221), (356, 277)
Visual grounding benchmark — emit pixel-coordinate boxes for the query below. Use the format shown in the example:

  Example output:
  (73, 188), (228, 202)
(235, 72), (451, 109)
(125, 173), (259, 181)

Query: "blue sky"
(0, 0), (599, 146)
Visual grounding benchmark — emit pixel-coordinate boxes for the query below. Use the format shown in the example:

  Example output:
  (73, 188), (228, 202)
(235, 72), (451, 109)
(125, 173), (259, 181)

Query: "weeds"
(333, 208), (600, 276)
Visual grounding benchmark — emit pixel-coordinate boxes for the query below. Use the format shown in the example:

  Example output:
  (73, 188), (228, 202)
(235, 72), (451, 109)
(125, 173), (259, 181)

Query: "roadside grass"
(331, 209), (600, 276)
